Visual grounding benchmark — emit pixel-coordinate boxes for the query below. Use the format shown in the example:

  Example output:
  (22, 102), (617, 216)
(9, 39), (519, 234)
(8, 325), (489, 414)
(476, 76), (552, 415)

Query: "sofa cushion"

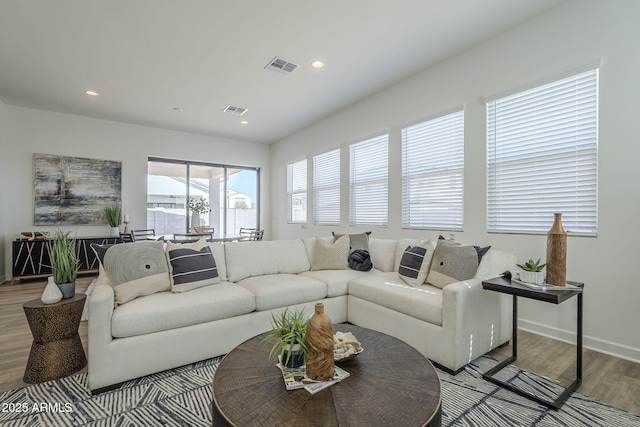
(311, 235), (349, 270)
(301, 269), (378, 297)
(225, 239), (310, 282)
(235, 274), (327, 311)
(368, 238), (397, 272)
(111, 282), (256, 338)
(427, 240), (479, 289)
(91, 241), (170, 306)
(166, 242), (220, 292)
(398, 242), (434, 287)
(349, 272), (443, 326)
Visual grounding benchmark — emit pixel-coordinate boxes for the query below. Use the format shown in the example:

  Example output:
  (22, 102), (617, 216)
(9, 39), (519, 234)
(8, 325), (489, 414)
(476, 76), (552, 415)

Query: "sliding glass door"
(147, 158), (259, 238)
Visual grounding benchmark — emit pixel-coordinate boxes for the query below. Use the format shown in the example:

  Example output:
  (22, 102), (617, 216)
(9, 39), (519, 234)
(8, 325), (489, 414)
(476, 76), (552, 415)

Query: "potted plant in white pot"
(187, 197), (210, 233)
(261, 308), (308, 368)
(104, 202), (122, 237)
(50, 228), (80, 299)
(516, 258), (546, 285)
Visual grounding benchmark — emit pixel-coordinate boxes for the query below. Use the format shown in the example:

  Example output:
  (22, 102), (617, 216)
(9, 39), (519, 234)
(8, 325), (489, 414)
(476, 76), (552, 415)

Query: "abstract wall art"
(34, 153), (122, 225)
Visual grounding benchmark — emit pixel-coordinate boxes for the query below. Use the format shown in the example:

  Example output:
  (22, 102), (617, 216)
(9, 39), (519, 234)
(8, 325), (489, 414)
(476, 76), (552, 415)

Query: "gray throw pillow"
(427, 240), (479, 289)
(332, 231), (371, 252)
(91, 241), (171, 305)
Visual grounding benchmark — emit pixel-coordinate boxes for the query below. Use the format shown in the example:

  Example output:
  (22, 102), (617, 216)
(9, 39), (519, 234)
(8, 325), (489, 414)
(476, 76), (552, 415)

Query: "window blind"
(401, 110), (464, 230)
(287, 159), (307, 223)
(349, 134), (388, 226)
(313, 149), (341, 225)
(486, 68), (599, 235)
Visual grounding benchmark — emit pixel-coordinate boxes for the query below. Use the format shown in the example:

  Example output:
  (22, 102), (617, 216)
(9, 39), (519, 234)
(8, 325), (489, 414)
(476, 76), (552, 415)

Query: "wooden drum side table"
(22, 294), (87, 383)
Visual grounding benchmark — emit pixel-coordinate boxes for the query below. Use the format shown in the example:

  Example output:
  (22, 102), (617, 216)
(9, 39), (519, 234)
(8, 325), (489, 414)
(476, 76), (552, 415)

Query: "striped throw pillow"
(398, 243), (433, 287)
(167, 245), (220, 292)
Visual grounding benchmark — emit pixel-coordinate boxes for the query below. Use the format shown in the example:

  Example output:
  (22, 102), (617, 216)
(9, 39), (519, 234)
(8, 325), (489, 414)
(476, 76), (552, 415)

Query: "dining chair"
(131, 229), (159, 241)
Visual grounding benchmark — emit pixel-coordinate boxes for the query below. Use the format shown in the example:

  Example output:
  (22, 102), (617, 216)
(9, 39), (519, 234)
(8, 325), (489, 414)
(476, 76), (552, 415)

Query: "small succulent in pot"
(516, 258), (546, 284)
(261, 307), (307, 368)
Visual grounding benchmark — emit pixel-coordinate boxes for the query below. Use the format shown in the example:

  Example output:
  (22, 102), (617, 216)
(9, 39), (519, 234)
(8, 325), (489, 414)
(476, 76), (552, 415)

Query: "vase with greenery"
(516, 258), (546, 285)
(187, 197), (210, 232)
(104, 202), (122, 237)
(261, 308), (308, 368)
(50, 228), (80, 298)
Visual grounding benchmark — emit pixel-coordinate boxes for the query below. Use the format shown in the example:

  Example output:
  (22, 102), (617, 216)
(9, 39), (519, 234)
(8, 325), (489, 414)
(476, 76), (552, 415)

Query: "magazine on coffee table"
(512, 278), (581, 291)
(276, 357), (350, 394)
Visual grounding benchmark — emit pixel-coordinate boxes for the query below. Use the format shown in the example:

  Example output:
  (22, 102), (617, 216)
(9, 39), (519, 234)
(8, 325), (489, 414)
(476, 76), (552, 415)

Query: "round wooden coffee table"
(213, 324), (441, 426)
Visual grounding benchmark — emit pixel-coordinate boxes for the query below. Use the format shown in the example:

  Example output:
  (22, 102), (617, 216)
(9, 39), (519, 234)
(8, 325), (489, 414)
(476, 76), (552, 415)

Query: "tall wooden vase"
(305, 303), (334, 381)
(546, 212), (567, 287)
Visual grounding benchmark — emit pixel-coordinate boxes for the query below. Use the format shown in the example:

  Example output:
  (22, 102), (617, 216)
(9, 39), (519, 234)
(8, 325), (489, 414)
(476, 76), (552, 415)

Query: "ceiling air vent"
(264, 56), (299, 74)
(223, 105), (248, 116)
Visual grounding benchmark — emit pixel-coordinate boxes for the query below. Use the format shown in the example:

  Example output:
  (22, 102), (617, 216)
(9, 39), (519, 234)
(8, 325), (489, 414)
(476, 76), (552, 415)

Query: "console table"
(481, 276), (584, 410)
(12, 236), (120, 284)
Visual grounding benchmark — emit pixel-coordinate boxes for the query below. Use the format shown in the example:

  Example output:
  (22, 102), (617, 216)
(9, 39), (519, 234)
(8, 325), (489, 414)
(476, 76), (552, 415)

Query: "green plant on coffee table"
(186, 197), (210, 214)
(103, 202), (122, 227)
(516, 258), (546, 272)
(261, 308), (308, 366)
(50, 228), (80, 285)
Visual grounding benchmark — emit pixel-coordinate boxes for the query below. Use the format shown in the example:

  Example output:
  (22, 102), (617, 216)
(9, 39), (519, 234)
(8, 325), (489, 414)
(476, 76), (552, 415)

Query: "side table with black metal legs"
(22, 294), (87, 383)
(481, 276), (583, 410)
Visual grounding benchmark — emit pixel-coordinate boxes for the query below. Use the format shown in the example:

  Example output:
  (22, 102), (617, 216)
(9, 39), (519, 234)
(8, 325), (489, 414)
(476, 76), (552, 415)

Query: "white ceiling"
(0, 0), (564, 144)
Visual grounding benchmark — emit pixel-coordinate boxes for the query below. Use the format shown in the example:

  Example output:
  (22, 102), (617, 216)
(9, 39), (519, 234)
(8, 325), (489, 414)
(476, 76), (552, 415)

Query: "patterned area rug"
(1, 355), (638, 426)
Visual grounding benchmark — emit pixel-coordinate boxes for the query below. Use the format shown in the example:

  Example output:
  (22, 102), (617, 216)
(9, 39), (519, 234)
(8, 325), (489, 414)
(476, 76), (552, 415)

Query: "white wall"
(0, 101), (7, 280)
(2, 106), (270, 281)
(270, 0), (640, 362)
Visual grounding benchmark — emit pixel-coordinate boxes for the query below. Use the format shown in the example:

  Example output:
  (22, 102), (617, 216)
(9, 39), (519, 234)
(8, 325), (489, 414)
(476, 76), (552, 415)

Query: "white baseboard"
(519, 319), (640, 365)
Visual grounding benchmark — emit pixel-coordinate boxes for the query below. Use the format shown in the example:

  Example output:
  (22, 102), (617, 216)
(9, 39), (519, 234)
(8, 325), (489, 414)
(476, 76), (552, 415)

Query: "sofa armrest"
(89, 274), (115, 345)
(441, 277), (512, 369)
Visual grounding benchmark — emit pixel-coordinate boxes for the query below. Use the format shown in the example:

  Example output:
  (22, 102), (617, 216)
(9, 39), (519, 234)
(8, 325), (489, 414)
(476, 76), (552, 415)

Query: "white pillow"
(311, 235), (349, 270)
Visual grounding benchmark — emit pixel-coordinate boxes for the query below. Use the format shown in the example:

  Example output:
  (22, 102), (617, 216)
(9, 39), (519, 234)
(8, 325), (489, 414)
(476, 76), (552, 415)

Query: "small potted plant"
(50, 228), (80, 298)
(187, 197), (211, 233)
(261, 308), (307, 368)
(104, 202), (122, 237)
(516, 258), (546, 285)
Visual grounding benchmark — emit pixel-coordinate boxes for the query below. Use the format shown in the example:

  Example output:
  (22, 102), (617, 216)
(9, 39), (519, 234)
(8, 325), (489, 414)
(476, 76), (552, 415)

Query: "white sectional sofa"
(88, 236), (515, 393)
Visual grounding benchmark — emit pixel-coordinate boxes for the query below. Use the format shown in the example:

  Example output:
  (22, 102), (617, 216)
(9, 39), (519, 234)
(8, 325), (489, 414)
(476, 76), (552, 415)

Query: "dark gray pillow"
(332, 231), (372, 252)
(166, 245), (220, 292)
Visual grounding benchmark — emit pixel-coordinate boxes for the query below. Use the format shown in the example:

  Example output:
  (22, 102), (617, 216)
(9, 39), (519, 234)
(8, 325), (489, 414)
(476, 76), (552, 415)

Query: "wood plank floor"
(1, 276), (639, 417)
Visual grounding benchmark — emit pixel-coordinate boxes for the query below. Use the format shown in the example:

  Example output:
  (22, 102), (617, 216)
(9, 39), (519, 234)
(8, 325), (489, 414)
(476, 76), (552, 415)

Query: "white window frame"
(486, 67), (599, 235)
(401, 110), (464, 230)
(313, 149), (341, 226)
(349, 134), (389, 227)
(287, 159), (307, 224)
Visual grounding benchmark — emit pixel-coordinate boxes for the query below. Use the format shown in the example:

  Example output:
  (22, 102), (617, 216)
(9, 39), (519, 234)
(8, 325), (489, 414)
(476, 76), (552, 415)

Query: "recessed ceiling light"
(85, 90), (98, 96)
(240, 120), (248, 125)
(311, 60), (324, 68)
